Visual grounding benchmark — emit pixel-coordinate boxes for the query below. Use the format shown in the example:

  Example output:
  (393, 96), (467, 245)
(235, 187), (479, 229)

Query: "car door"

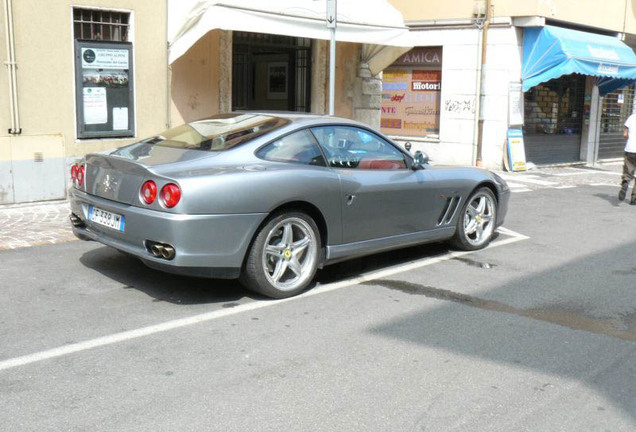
(311, 125), (437, 244)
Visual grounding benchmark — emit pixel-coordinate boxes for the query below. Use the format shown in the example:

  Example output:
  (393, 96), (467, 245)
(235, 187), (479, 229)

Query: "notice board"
(75, 40), (134, 139)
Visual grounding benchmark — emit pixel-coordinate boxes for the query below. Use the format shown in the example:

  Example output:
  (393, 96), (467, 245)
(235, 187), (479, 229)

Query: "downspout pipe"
(3, 0), (21, 134)
(327, 0), (337, 116)
(472, 20), (484, 166)
(475, 0), (491, 166)
(165, 0), (171, 129)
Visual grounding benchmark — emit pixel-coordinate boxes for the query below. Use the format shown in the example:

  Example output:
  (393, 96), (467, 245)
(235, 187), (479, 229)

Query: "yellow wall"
(170, 30), (221, 125)
(334, 42), (359, 120)
(388, 0), (475, 21)
(0, 0), (168, 160)
(390, 0), (636, 34)
(623, 0), (636, 35)
(500, 0), (629, 33)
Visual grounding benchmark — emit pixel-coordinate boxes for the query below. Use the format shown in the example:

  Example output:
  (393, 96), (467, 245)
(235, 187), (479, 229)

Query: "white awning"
(168, 0), (413, 65)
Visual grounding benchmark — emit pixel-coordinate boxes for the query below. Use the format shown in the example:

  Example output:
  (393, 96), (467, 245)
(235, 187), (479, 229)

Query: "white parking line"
(550, 169), (620, 177)
(503, 181), (527, 188)
(504, 181), (532, 193)
(0, 228), (529, 372)
(505, 176), (558, 186)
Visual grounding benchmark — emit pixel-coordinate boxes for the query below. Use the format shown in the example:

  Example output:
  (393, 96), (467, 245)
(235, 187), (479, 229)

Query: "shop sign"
(597, 63), (619, 75)
(81, 48), (129, 70)
(508, 82), (523, 126)
(381, 67), (441, 137)
(391, 47), (442, 67)
(506, 128), (527, 172)
(587, 45), (619, 61)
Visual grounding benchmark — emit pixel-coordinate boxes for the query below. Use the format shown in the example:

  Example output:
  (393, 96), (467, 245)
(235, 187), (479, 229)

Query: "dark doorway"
(232, 32), (311, 112)
(523, 74), (586, 165)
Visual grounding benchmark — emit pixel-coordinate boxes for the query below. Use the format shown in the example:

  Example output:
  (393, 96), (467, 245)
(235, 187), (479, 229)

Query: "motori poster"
(381, 47), (442, 137)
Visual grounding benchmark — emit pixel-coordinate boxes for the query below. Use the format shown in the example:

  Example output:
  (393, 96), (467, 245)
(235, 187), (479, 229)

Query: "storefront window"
(522, 74), (587, 165)
(598, 84), (636, 159)
(380, 47), (442, 138)
(523, 74), (586, 136)
(600, 85), (635, 134)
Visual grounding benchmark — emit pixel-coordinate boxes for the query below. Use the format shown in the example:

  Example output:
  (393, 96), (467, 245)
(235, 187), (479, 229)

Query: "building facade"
(166, 0), (411, 132)
(0, 0), (168, 204)
(3, 0), (636, 204)
(387, 0), (636, 168)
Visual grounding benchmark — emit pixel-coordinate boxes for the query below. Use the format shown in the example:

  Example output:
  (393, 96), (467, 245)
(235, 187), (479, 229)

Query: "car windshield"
(135, 114), (289, 152)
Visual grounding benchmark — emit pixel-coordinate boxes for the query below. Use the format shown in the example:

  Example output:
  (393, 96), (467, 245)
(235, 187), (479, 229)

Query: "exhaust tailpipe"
(147, 241), (176, 260)
(161, 246), (175, 260)
(69, 213), (85, 227)
(150, 244), (165, 257)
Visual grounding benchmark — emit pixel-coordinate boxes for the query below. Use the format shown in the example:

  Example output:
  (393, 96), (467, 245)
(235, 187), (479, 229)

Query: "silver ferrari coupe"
(69, 113), (510, 298)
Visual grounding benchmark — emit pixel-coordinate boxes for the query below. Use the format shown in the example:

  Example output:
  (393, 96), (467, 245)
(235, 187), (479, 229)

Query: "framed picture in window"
(267, 62), (288, 100)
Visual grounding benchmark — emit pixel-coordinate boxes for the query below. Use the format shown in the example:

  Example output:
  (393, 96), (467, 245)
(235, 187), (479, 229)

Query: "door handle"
(346, 194), (356, 206)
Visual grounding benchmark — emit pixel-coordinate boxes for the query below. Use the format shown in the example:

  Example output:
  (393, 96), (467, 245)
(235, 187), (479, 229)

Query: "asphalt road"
(1, 180), (636, 431)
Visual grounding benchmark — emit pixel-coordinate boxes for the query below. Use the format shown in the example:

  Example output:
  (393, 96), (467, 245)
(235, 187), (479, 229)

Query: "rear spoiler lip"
(85, 153), (152, 177)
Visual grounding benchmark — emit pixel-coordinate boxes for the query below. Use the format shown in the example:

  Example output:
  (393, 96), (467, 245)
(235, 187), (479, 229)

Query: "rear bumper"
(69, 188), (267, 279)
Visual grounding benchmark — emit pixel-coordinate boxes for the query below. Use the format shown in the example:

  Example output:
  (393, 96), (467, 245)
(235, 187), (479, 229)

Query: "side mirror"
(404, 141), (412, 152)
(412, 151), (429, 169)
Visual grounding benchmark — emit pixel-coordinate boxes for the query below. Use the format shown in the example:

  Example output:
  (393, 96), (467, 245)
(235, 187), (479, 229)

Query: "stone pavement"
(498, 160), (624, 193)
(0, 161), (626, 251)
(0, 200), (76, 250)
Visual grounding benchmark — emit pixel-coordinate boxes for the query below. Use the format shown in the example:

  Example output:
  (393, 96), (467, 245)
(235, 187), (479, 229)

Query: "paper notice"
(83, 87), (107, 124)
(113, 107), (129, 130)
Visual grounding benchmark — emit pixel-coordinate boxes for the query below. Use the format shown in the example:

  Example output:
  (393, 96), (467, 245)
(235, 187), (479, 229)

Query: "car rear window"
(138, 114), (289, 151)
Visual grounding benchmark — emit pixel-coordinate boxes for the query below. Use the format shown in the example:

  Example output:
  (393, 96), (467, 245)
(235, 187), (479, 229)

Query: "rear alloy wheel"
(241, 212), (320, 298)
(451, 187), (497, 251)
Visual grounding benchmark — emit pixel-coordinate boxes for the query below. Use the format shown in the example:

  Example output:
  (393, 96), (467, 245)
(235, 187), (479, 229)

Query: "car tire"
(240, 212), (321, 299)
(450, 187), (497, 251)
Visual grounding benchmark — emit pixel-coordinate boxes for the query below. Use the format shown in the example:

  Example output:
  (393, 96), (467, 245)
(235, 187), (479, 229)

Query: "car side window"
(256, 129), (326, 167)
(310, 126), (407, 170)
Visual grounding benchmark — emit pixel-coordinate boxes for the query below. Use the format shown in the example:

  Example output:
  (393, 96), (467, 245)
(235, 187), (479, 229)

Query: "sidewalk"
(0, 200), (76, 250)
(0, 162), (625, 251)
(495, 160), (623, 191)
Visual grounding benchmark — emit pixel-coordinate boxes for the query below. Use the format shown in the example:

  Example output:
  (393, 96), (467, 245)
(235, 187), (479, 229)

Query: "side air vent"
(437, 196), (461, 226)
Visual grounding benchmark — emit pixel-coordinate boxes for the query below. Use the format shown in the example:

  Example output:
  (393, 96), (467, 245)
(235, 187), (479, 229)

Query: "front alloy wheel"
(451, 187), (497, 250)
(241, 212), (320, 298)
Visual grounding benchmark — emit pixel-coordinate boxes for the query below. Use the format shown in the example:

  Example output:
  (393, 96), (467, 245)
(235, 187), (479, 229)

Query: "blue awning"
(522, 25), (636, 95)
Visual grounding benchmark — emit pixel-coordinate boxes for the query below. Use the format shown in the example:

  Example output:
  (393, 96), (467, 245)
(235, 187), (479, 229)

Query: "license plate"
(88, 206), (125, 232)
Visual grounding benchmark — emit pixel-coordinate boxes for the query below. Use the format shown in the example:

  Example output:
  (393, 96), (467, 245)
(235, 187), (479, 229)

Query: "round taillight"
(141, 180), (157, 204)
(77, 165), (85, 187)
(70, 164), (79, 182)
(160, 183), (181, 208)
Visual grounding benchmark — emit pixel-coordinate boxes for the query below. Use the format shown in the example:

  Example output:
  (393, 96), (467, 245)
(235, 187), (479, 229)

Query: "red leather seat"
(357, 158), (405, 170)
